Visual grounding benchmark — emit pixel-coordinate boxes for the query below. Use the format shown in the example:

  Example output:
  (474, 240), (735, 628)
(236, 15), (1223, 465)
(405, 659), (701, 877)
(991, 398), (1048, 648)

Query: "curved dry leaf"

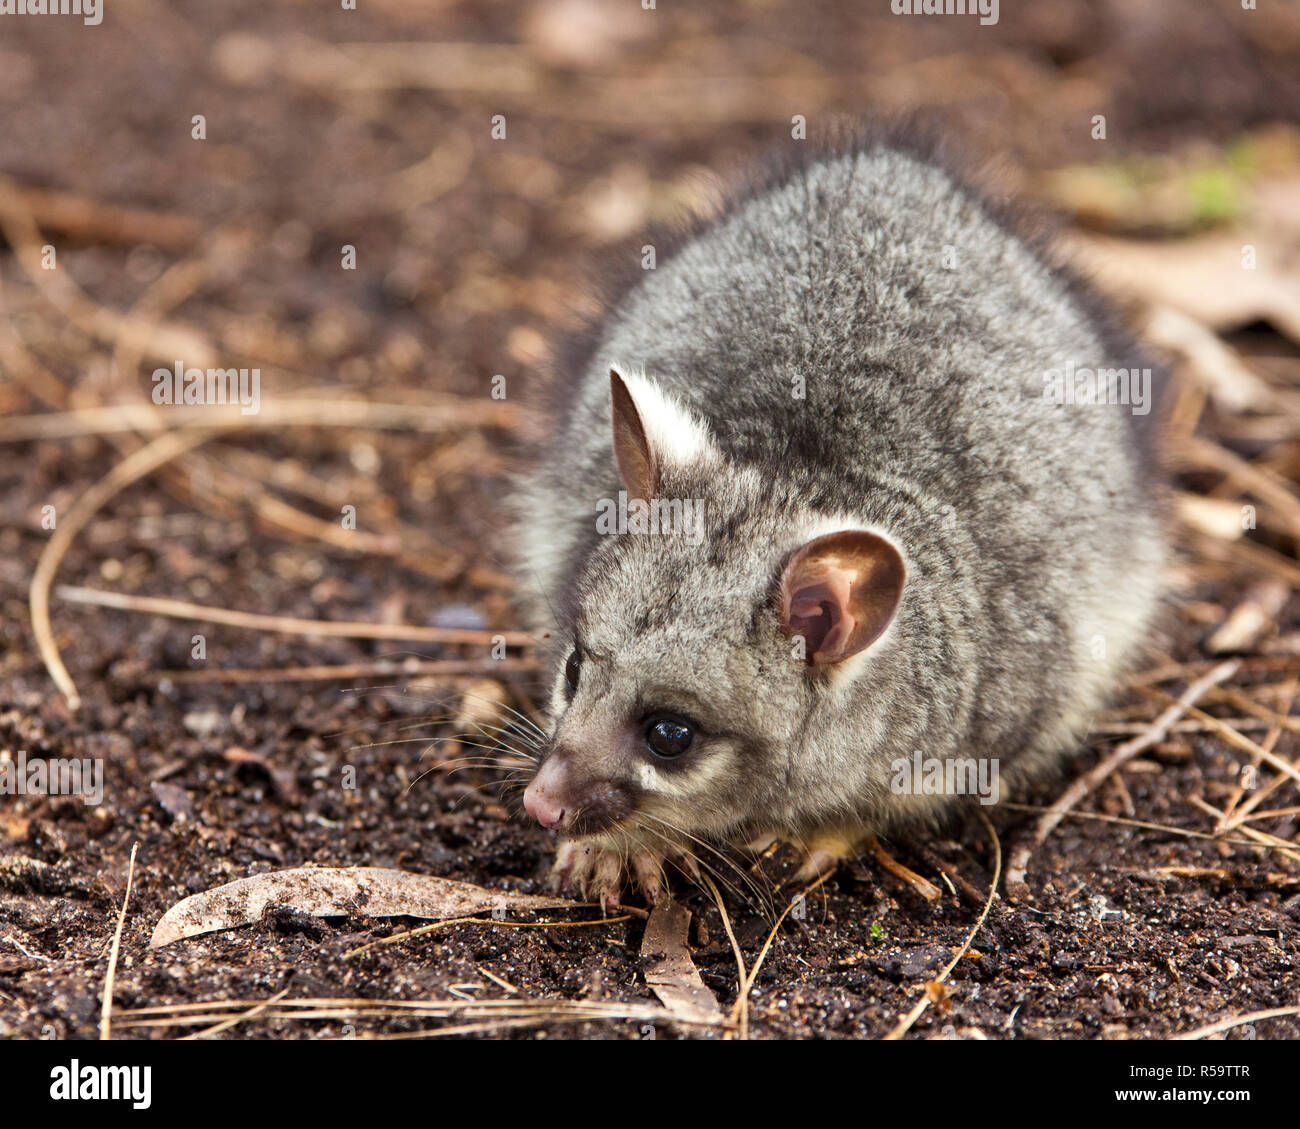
(149, 865), (577, 948)
(1067, 232), (1300, 344)
(640, 900), (723, 1025)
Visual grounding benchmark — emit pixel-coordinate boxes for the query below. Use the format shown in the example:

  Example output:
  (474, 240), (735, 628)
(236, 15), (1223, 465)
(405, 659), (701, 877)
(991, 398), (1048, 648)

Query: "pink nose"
(524, 758), (573, 830)
(523, 784), (567, 830)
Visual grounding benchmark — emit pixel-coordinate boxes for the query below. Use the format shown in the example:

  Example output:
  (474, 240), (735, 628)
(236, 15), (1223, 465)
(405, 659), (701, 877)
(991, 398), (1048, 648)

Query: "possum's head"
(522, 366), (907, 847)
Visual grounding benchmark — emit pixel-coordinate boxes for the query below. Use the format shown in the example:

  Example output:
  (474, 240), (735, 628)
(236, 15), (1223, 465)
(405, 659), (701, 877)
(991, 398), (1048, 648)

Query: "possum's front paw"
(791, 827), (869, 883)
(550, 835), (698, 909)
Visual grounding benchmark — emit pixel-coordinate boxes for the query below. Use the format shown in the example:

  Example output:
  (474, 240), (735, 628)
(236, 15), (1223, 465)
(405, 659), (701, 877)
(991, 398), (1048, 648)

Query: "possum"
(510, 127), (1167, 906)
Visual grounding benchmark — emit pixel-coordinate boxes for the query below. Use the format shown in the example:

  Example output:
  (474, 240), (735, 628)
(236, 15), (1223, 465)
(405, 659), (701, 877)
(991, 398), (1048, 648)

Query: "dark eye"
(563, 649), (581, 701)
(644, 717), (694, 760)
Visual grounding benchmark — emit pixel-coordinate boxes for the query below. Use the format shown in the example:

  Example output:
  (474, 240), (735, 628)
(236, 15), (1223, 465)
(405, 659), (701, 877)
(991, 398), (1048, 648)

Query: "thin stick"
(997, 803), (1283, 852)
(728, 870), (833, 1030)
(1092, 716), (1275, 736)
(32, 431), (213, 710)
(122, 1000), (731, 1036)
(0, 186), (212, 364)
(477, 967), (519, 995)
(0, 273), (71, 408)
(0, 177), (199, 249)
(700, 873), (748, 1040)
(151, 657), (538, 684)
(342, 914), (624, 960)
(99, 842), (139, 1041)
(182, 988), (290, 1041)
(0, 396), (527, 442)
(1177, 436), (1300, 542)
(56, 586), (534, 648)
(1005, 659), (1240, 895)
(883, 809), (1001, 1041)
(870, 836), (942, 903)
(120, 994), (663, 1017)
(1175, 1005), (1300, 1041)
(1128, 655), (1300, 686)
(1144, 696), (1300, 790)
(1185, 801), (1300, 866)
(189, 443), (510, 587)
(1215, 684), (1300, 736)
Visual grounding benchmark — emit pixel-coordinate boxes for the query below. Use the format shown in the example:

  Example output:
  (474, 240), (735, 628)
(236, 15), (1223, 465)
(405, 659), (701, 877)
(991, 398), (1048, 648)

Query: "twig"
(0, 177), (199, 250)
(476, 967), (519, 995)
(1129, 655), (1300, 686)
(1141, 694), (1300, 790)
(883, 809), (1001, 1041)
(700, 874), (748, 1039)
(0, 185), (213, 364)
(56, 586), (534, 648)
(177, 453), (502, 587)
(0, 273), (71, 408)
(870, 836), (942, 903)
(151, 657), (538, 684)
(1218, 679), (1299, 831)
(114, 996), (720, 1036)
(1175, 1005), (1300, 1041)
(998, 803), (1285, 852)
(0, 396), (527, 442)
(1004, 660), (1240, 897)
(99, 843), (139, 1041)
(1222, 536), (1300, 588)
(727, 870), (833, 1030)
(182, 988), (290, 1041)
(1187, 798), (1300, 865)
(1092, 716), (1274, 736)
(1176, 436), (1300, 543)
(32, 431), (213, 710)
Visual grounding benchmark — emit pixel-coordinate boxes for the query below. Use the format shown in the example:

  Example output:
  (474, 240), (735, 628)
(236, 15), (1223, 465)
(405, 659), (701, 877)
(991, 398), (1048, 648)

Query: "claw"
(631, 849), (666, 903)
(590, 848), (623, 908)
(668, 850), (701, 884)
(547, 832), (684, 906)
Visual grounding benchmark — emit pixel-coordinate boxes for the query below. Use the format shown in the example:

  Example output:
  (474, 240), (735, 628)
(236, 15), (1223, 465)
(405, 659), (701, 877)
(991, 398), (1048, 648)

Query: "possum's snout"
(523, 750), (633, 835)
(522, 758), (570, 829)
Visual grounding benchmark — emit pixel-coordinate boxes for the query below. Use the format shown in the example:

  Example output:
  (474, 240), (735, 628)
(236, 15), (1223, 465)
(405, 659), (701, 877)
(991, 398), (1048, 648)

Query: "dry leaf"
(150, 866), (577, 948)
(924, 980), (953, 1012)
(640, 900), (723, 1025)
(1066, 232), (1300, 344)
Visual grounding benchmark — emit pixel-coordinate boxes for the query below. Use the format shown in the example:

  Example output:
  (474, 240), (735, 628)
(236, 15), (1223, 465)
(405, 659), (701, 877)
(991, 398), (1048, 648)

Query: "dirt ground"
(2, 0), (1299, 1040)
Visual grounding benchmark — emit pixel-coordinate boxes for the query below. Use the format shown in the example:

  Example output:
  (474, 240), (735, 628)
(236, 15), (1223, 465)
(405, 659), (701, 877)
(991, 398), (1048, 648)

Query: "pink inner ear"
(779, 530), (906, 666)
(787, 575), (855, 660)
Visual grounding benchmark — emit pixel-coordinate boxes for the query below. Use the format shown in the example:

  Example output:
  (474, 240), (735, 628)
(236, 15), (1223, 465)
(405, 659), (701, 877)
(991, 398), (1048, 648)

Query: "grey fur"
(512, 133), (1167, 878)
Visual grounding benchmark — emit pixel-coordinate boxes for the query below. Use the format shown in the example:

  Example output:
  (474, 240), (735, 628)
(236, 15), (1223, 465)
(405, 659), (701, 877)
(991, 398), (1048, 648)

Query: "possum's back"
(547, 143), (1159, 533)
(575, 142), (1153, 491)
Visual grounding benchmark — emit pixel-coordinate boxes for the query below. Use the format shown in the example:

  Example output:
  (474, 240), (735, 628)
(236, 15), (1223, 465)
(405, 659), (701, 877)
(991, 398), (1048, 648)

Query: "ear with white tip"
(779, 530), (906, 665)
(608, 364), (715, 499)
(610, 367), (659, 500)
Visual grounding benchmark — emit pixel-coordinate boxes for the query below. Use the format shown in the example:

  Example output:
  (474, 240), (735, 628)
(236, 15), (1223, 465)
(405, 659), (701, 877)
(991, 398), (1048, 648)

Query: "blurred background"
(2, 0), (1300, 1040)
